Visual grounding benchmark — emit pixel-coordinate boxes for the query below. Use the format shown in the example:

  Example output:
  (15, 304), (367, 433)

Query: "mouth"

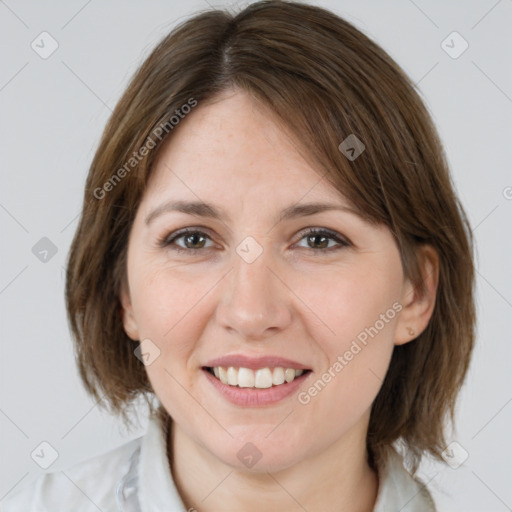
(201, 354), (313, 406)
(202, 366), (312, 389)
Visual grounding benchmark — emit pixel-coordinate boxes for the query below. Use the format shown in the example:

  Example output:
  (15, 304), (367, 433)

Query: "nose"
(214, 248), (293, 341)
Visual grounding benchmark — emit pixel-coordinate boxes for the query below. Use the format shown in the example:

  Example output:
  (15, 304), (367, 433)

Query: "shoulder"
(373, 448), (437, 512)
(1, 436), (142, 512)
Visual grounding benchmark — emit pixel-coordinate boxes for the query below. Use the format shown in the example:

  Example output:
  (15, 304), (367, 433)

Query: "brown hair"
(65, 0), (475, 475)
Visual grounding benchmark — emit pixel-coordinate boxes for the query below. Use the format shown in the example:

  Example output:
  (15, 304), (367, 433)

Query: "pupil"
(309, 234), (328, 249)
(186, 234), (204, 248)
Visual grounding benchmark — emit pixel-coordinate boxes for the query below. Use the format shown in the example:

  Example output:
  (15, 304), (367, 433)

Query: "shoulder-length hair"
(65, 0), (475, 475)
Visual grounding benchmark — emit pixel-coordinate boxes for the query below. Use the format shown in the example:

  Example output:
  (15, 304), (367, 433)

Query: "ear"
(120, 280), (140, 341)
(395, 244), (439, 346)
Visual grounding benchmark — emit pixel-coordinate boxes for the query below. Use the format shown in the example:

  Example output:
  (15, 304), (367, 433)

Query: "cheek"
(292, 261), (401, 415)
(127, 264), (209, 387)
(129, 261), (215, 339)
(128, 265), (215, 417)
(290, 258), (402, 348)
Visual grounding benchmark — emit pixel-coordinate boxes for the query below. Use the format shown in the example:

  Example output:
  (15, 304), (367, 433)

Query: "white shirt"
(1, 412), (436, 511)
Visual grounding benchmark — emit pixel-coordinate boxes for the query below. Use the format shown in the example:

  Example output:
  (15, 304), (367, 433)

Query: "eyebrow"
(145, 200), (360, 225)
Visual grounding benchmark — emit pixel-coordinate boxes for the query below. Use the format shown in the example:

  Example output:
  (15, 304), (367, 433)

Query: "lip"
(202, 367), (311, 407)
(203, 354), (310, 371)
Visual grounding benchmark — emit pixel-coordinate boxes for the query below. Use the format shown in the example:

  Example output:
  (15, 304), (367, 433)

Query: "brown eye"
(296, 228), (350, 251)
(180, 232), (208, 249)
(161, 229), (214, 253)
(306, 233), (330, 249)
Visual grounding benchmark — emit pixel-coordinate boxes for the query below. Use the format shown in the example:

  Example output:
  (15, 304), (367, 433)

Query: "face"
(121, 89), (421, 472)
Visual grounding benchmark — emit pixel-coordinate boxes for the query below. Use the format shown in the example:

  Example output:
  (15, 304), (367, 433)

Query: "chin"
(216, 445), (303, 474)
(203, 428), (309, 474)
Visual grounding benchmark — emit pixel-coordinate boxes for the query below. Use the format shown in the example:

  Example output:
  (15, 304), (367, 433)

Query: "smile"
(202, 365), (312, 407)
(205, 366), (310, 388)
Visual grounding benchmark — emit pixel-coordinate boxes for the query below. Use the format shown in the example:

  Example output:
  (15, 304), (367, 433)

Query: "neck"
(168, 416), (379, 512)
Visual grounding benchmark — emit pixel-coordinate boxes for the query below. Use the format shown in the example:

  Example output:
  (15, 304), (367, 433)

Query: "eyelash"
(158, 227), (351, 255)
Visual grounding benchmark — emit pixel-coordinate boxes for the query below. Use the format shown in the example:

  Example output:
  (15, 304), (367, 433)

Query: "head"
(66, 0), (475, 475)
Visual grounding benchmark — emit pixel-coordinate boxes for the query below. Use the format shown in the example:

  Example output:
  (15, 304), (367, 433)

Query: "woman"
(2, 1), (475, 510)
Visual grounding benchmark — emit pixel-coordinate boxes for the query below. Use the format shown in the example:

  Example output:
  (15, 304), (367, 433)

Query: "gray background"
(1, 0), (511, 510)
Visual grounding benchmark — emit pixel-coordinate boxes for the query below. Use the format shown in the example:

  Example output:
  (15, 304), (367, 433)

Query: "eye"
(159, 227), (351, 255)
(159, 228), (215, 253)
(295, 228), (350, 252)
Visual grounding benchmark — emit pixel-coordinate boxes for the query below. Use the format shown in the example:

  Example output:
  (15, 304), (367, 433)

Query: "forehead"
(144, 90), (347, 207)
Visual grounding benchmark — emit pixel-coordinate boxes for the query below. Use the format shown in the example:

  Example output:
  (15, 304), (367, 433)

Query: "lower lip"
(202, 368), (310, 407)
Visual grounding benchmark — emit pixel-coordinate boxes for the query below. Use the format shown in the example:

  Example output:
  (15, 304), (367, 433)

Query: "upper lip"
(203, 354), (311, 371)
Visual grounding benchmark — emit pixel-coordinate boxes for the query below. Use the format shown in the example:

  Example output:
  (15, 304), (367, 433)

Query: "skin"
(121, 89), (438, 512)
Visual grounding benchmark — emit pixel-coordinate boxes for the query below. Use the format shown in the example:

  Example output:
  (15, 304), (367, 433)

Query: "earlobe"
(395, 245), (439, 346)
(120, 282), (140, 341)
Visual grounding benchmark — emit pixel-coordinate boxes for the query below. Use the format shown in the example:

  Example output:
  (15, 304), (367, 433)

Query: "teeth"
(272, 367), (285, 385)
(254, 368), (273, 388)
(227, 366), (238, 386)
(284, 368), (295, 383)
(238, 367), (255, 388)
(218, 367), (228, 385)
(209, 366), (306, 388)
